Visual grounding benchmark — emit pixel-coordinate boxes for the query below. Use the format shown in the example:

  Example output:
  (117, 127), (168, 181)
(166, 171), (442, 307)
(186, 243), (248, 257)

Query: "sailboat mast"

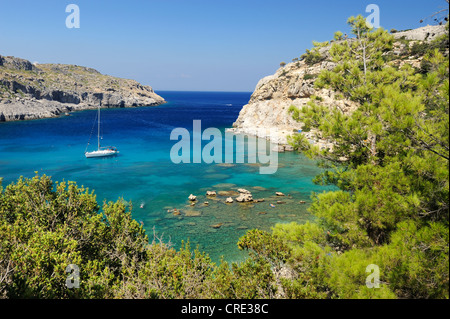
(97, 105), (100, 150)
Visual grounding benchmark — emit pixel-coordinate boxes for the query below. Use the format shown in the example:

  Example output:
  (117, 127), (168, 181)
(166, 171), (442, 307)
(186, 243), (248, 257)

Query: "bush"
(301, 49), (326, 65)
(303, 73), (317, 80)
(410, 41), (431, 56)
(0, 175), (289, 299)
(300, 40), (328, 66)
(334, 31), (344, 41)
(0, 174), (218, 298)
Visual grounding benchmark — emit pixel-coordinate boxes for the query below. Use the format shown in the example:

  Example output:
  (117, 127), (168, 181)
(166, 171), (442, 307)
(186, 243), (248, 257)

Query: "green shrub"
(301, 49), (326, 65)
(303, 73), (317, 80)
(0, 174), (219, 298)
(410, 41), (431, 56)
(300, 41), (328, 66)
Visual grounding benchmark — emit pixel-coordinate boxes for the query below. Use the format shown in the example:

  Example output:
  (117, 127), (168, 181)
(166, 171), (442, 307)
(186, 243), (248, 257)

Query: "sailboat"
(85, 105), (119, 158)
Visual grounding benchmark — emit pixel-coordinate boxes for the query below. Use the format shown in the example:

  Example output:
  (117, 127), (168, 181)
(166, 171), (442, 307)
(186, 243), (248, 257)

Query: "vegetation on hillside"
(0, 56), (160, 104)
(288, 16), (449, 298)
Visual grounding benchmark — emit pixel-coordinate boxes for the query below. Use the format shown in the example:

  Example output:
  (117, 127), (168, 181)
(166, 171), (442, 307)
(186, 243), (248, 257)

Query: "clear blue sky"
(0, 0), (447, 91)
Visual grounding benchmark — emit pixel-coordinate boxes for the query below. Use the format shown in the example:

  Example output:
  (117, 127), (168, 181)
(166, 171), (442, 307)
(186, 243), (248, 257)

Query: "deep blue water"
(0, 91), (331, 262)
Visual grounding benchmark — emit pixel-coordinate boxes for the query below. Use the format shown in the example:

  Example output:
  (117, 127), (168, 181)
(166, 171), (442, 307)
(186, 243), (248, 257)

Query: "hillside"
(231, 24), (448, 151)
(0, 55), (165, 121)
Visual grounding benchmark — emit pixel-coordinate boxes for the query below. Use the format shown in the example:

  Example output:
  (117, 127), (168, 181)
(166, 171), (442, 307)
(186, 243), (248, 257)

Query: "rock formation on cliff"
(0, 55), (165, 121)
(231, 24), (447, 150)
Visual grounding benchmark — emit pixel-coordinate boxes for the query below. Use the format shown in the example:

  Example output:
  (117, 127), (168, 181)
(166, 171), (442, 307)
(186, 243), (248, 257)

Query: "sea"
(0, 91), (332, 263)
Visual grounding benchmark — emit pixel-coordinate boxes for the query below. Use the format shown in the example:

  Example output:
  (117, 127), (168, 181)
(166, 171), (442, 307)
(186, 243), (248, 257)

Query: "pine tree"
(286, 17), (449, 298)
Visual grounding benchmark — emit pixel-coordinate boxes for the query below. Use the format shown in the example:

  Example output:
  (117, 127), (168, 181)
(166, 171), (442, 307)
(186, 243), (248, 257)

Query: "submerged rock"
(185, 210), (201, 217)
(216, 163), (235, 168)
(172, 209), (181, 216)
(213, 183), (236, 188)
(252, 186), (267, 191)
(218, 190), (239, 197)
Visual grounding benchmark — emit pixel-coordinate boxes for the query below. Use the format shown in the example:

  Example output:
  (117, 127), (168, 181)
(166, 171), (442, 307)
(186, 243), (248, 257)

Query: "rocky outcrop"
(0, 55), (165, 121)
(392, 24), (447, 41)
(230, 57), (358, 148)
(0, 55), (37, 71)
(230, 49), (358, 148)
(231, 24), (447, 148)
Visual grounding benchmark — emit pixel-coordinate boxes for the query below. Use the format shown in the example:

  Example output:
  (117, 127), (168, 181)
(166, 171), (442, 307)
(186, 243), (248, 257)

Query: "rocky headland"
(230, 24), (447, 152)
(0, 55), (165, 121)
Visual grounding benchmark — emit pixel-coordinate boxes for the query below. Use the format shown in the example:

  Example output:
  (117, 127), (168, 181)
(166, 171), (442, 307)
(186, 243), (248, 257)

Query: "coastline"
(0, 98), (166, 122)
(231, 24), (447, 150)
(0, 55), (167, 122)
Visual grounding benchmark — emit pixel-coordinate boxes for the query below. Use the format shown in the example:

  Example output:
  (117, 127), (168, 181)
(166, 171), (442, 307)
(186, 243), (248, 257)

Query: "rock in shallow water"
(236, 193), (253, 202)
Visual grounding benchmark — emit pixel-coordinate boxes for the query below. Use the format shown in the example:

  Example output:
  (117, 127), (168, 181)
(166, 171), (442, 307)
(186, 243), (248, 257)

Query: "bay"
(0, 91), (332, 262)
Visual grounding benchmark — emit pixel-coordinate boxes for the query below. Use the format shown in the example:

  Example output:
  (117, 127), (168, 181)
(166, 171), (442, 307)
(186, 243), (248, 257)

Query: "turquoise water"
(0, 91), (331, 262)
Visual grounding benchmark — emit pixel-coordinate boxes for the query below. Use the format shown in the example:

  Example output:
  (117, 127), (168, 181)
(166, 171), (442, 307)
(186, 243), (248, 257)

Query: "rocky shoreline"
(0, 55), (166, 122)
(231, 24), (447, 152)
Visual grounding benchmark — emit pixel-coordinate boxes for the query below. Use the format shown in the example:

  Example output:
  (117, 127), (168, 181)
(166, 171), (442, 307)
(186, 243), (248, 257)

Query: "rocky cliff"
(231, 24), (447, 151)
(0, 55), (165, 121)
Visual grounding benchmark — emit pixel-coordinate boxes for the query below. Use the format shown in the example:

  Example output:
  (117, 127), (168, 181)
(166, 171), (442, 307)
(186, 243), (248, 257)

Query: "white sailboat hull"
(85, 105), (119, 158)
(85, 149), (119, 158)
